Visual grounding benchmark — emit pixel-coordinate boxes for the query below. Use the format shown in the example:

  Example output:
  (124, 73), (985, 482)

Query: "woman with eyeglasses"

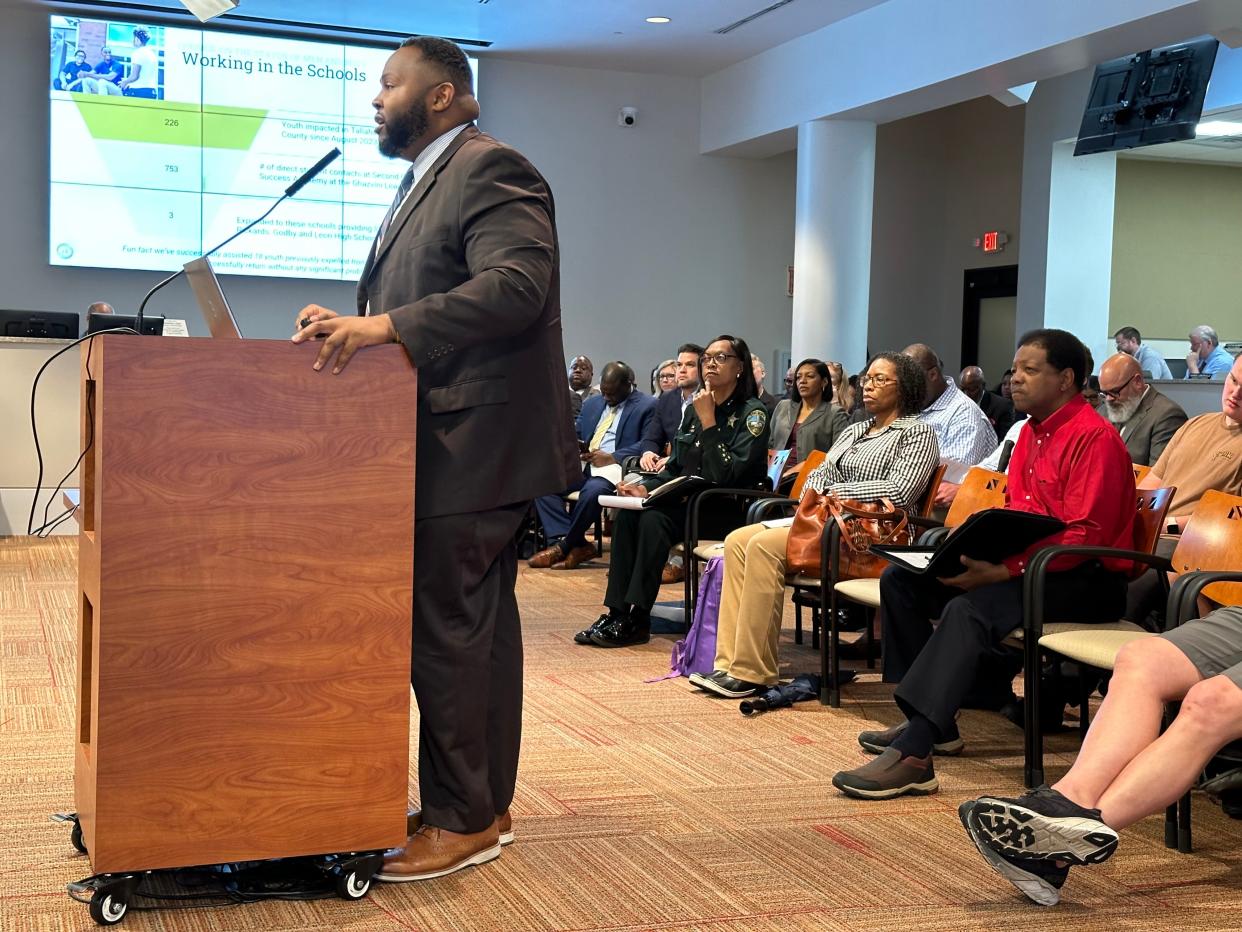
(770, 358), (849, 480)
(691, 351), (940, 699)
(580, 335), (771, 648)
(651, 359), (677, 394)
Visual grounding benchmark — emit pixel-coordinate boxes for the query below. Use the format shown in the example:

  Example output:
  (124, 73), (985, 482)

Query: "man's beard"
(1104, 393), (1142, 424)
(378, 99), (429, 158)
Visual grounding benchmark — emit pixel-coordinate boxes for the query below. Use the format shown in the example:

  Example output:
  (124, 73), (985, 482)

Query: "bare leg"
(1053, 638), (1200, 808)
(1097, 675), (1242, 829)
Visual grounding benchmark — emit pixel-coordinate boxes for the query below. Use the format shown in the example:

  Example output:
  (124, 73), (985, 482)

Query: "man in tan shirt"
(1140, 354), (1242, 528)
(1126, 355), (1242, 627)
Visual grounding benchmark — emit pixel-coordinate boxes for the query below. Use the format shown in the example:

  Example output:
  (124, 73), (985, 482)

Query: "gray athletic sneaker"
(959, 800), (1069, 906)
(971, 785), (1118, 866)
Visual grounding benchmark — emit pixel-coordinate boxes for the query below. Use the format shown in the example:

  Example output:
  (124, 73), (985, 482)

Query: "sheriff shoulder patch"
(746, 409), (766, 438)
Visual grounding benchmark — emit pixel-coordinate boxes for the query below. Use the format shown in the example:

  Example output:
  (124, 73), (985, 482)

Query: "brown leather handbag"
(785, 491), (912, 579)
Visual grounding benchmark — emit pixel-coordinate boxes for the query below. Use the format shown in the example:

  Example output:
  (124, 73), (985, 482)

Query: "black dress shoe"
(589, 615), (651, 648)
(575, 613), (617, 645)
(698, 673), (763, 698)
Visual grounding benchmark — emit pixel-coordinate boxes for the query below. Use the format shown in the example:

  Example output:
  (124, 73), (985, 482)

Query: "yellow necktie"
(589, 407), (617, 451)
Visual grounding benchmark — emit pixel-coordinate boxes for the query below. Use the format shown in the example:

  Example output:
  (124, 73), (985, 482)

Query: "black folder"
(870, 509), (1066, 577)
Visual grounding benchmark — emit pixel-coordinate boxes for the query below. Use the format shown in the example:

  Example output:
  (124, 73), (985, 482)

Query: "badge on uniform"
(746, 409), (766, 437)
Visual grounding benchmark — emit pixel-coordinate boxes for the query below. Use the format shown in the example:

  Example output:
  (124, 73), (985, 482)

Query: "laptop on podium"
(184, 257), (243, 339)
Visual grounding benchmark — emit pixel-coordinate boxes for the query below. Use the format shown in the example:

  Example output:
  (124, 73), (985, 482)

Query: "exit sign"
(977, 230), (1009, 253)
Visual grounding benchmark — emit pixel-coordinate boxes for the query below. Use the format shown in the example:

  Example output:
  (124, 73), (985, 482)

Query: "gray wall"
(867, 96), (1026, 375)
(1, 1), (796, 385)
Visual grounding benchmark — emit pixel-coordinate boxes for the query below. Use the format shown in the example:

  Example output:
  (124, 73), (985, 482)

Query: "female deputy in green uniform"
(579, 335), (771, 648)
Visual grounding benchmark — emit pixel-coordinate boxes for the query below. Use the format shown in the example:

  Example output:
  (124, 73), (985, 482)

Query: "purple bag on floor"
(667, 555), (724, 678)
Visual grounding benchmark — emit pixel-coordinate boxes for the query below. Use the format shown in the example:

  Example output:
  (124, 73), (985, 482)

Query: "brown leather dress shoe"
(660, 562), (685, 585)
(407, 807), (515, 845)
(376, 823), (501, 882)
(550, 543), (598, 570)
(527, 544), (565, 569)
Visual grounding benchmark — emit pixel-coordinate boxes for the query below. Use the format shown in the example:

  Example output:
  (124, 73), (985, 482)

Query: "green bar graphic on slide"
(72, 95), (268, 149)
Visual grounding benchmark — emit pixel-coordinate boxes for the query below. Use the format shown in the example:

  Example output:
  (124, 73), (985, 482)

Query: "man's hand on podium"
(292, 305), (399, 374)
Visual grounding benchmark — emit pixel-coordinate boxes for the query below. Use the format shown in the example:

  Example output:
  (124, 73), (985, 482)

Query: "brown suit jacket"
(357, 125), (579, 518)
(1118, 387), (1188, 467)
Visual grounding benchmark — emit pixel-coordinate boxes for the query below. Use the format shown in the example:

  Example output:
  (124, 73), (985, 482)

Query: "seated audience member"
(783, 366), (797, 401)
(696, 352), (939, 699)
(903, 344), (996, 508)
(531, 363), (655, 570)
(848, 371), (869, 422)
(84, 48), (124, 95)
(752, 355), (779, 416)
(1185, 325), (1234, 379)
(580, 336), (770, 648)
(998, 368), (1014, 401)
(1098, 352), (1187, 466)
(959, 365), (1016, 442)
(961, 603), (1242, 906)
(1125, 355), (1242, 626)
(770, 358), (849, 476)
(639, 344), (704, 585)
(59, 50), (92, 91)
(827, 361), (849, 411)
(1114, 326), (1173, 380)
(832, 330), (1136, 799)
(651, 359), (676, 395)
(1082, 376), (1103, 411)
(568, 355), (600, 406)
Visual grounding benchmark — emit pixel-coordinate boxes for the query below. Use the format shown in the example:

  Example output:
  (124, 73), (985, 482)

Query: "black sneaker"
(857, 720), (964, 756)
(687, 670), (727, 692)
(697, 673), (763, 699)
(971, 785), (1118, 866)
(589, 615), (651, 648)
(575, 612), (618, 645)
(959, 801), (1070, 906)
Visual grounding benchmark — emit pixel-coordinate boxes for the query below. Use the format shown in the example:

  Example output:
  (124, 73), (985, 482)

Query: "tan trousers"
(714, 523), (791, 685)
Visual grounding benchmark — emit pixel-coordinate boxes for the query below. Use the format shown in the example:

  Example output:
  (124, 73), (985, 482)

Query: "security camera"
(618, 107), (638, 127)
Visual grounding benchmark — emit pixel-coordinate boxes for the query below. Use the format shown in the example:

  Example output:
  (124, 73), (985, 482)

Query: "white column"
(791, 119), (876, 373)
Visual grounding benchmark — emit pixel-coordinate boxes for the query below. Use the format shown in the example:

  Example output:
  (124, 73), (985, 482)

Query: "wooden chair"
(1018, 487), (1242, 789)
(682, 451), (826, 617)
(1133, 463), (1152, 484)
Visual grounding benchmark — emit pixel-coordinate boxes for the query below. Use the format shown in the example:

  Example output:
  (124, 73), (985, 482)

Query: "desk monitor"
(87, 313), (163, 336)
(184, 257), (243, 339)
(0, 309), (79, 339)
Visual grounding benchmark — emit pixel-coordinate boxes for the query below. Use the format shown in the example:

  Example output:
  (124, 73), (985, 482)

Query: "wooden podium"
(73, 336), (416, 874)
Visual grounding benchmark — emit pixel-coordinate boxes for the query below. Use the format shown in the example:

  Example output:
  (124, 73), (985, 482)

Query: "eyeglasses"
(1099, 373), (1138, 400)
(861, 374), (895, 387)
(658, 372), (676, 382)
(701, 352), (739, 366)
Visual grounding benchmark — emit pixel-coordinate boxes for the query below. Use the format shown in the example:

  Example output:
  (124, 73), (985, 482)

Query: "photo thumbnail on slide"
(48, 15), (475, 281)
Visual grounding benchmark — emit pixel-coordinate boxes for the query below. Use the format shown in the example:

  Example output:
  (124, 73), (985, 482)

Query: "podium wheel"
(336, 870), (371, 900)
(71, 820), (88, 855)
(89, 891), (127, 926)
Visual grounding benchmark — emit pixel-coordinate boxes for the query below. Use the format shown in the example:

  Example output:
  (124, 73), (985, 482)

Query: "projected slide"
(48, 16), (475, 281)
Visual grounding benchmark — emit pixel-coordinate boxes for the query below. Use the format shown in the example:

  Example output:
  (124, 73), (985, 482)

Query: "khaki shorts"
(1162, 606), (1242, 688)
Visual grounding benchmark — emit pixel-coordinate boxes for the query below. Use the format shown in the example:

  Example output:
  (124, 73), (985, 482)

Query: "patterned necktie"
(375, 166), (415, 247)
(589, 406), (617, 452)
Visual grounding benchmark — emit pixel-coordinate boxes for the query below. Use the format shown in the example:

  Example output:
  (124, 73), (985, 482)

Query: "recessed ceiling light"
(645, 16), (671, 24)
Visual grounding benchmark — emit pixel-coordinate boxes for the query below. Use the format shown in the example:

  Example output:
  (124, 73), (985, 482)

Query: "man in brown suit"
(292, 36), (577, 881)
(1098, 353), (1188, 466)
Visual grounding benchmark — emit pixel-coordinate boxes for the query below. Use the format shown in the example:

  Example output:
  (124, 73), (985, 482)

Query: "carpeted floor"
(3, 535), (1242, 930)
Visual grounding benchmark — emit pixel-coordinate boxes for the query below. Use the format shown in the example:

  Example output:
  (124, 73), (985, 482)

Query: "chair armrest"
(1023, 546), (1173, 639)
(919, 525), (951, 547)
(686, 486), (779, 549)
(748, 497), (797, 523)
(1167, 571), (1242, 629)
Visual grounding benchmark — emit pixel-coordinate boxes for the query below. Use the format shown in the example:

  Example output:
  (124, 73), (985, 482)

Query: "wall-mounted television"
(1074, 37), (1218, 157)
(49, 15), (477, 281)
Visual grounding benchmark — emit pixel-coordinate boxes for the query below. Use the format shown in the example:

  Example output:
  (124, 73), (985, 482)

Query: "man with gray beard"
(1097, 353), (1187, 466)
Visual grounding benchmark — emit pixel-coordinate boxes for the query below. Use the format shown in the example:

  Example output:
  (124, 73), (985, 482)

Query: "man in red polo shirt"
(833, 329), (1135, 799)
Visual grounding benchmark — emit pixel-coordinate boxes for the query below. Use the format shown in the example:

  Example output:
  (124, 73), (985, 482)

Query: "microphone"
(134, 147), (342, 333)
(286, 147), (340, 197)
(997, 439), (1015, 472)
